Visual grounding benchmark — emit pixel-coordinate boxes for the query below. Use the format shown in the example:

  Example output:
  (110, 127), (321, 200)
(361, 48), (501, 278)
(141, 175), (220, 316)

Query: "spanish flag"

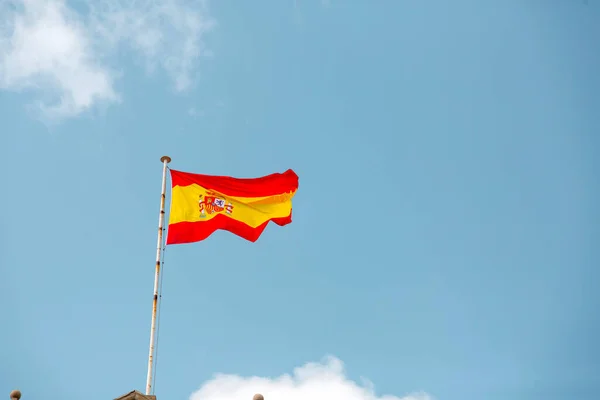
(166, 169), (299, 244)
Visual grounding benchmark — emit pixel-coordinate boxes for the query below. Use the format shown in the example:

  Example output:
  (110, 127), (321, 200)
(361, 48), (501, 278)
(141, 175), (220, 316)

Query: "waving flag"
(166, 169), (299, 244)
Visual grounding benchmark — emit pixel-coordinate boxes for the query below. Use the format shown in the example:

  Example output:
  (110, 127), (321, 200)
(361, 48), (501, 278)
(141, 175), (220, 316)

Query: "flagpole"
(146, 155), (171, 395)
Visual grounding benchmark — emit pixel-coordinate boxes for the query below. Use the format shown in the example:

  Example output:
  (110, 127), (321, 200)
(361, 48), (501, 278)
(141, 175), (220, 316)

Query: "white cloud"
(0, 0), (215, 119)
(89, 0), (215, 92)
(190, 356), (433, 400)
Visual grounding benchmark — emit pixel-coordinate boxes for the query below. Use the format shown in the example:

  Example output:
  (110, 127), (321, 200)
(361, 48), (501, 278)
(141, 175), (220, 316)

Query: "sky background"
(1, 1), (599, 400)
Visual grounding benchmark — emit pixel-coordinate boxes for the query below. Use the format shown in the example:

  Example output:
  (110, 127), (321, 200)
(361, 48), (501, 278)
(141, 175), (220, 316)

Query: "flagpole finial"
(9, 390), (21, 400)
(160, 156), (172, 163)
(253, 394), (264, 400)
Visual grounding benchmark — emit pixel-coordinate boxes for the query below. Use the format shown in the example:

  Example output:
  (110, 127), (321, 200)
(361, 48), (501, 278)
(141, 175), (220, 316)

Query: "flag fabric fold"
(166, 169), (299, 244)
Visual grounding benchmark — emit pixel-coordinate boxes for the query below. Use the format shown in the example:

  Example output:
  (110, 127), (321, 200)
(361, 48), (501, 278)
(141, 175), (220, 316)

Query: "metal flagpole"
(146, 155), (171, 395)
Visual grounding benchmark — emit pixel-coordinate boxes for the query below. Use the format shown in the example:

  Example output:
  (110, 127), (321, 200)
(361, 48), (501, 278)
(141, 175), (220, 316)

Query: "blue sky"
(1, 1), (599, 400)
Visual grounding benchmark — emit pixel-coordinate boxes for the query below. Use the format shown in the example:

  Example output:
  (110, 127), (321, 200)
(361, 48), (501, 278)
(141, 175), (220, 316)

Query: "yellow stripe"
(169, 184), (296, 228)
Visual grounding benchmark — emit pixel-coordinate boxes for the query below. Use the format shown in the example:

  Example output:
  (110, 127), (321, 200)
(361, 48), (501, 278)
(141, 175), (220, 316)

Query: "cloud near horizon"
(190, 356), (433, 400)
(0, 0), (215, 119)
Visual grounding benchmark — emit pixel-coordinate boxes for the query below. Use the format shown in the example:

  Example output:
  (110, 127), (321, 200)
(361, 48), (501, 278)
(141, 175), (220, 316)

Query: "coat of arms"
(199, 191), (233, 218)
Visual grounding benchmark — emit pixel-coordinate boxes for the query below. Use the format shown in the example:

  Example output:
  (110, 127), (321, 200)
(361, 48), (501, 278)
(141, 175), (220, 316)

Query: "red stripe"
(170, 169), (299, 197)
(166, 212), (293, 244)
